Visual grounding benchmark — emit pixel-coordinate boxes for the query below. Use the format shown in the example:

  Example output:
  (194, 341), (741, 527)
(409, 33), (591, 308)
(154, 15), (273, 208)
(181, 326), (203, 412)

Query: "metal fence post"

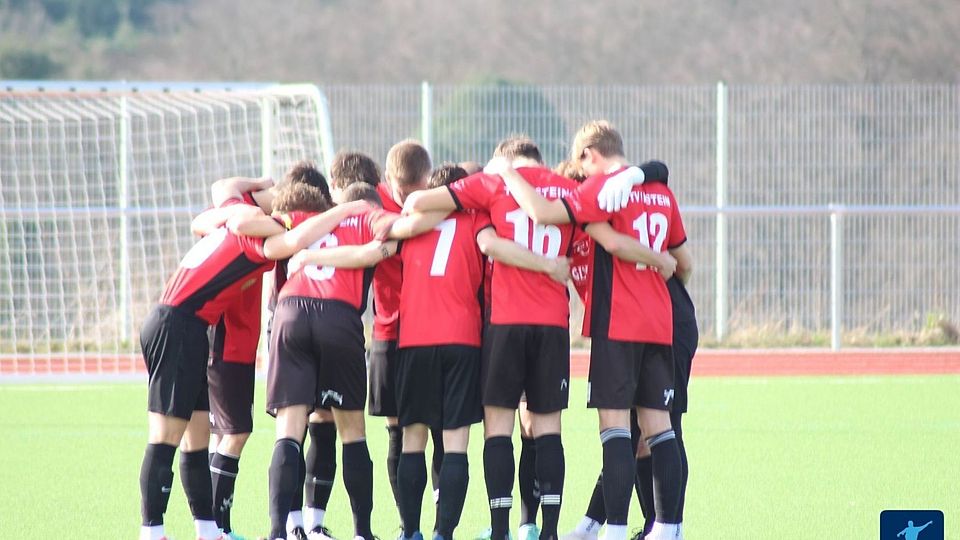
(715, 81), (729, 342)
(830, 206), (843, 350)
(421, 81), (433, 156)
(118, 95), (131, 350)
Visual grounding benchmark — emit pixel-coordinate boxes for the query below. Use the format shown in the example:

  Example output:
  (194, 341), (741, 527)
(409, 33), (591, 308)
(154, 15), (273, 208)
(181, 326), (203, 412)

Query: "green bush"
(0, 48), (61, 79)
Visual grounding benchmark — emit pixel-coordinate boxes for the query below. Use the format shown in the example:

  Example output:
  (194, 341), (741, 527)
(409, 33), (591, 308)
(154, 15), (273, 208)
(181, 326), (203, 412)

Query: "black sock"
(179, 449), (215, 521)
(600, 428), (634, 526)
(647, 430), (682, 524)
(139, 443), (176, 526)
(517, 436), (539, 526)
(671, 413), (688, 522)
(269, 438), (302, 539)
(342, 440), (374, 539)
(584, 473), (606, 523)
(386, 425), (403, 524)
(292, 444), (305, 516)
(437, 452), (469, 538)
(535, 434), (564, 539)
(483, 436), (514, 540)
(431, 428), (445, 533)
(635, 456), (655, 534)
(306, 422), (338, 513)
(397, 452), (427, 537)
(210, 452), (240, 532)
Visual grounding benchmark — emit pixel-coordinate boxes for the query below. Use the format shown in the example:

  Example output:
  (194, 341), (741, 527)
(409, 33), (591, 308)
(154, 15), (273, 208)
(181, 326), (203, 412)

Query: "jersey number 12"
(632, 212), (668, 270)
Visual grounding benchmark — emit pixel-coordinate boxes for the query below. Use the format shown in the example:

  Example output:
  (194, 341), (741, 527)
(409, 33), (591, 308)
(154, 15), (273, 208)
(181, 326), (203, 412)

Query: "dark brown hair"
(329, 151), (381, 190)
(283, 161), (332, 202)
(428, 163), (469, 189)
(341, 182), (383, 206)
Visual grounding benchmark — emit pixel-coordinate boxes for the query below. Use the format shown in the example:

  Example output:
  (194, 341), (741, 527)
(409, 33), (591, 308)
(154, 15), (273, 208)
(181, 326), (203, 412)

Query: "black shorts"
(587, 338), (674, 411)
(672, 319), (699, 414)
(396, 345), (483, 430)
(140, 305), (210, 420)
(481, 324), (570, 414)
(208, 358), (256, 434)
(368, 338), (399, 417)
(266, 297), (367, 412)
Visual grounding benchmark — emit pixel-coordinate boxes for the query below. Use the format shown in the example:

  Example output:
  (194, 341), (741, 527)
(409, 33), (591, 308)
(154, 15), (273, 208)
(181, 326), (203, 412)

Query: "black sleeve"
(445, 185), (464, 211)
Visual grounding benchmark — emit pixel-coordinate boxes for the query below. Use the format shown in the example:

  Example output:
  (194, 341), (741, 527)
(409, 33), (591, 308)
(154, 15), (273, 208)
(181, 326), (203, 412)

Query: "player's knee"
(636, 407), (671, 436)
(442, 426), (470, 452)
(530, 410), (562, 437)
(332, 409), (366, 443)
(483, 406), (515, 438)
(402, 423), (429, 451)
(309, 408), (335, 423)
(218, 432), (251, 456)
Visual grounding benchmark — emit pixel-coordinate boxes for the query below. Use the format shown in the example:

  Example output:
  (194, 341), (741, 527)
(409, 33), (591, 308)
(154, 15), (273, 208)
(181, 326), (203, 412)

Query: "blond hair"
(386, 139), (432, 187)
(571, 120), (625, 162)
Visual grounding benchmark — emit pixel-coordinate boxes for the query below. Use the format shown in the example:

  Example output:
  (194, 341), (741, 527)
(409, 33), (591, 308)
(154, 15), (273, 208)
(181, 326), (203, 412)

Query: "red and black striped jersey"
(371, 182), (403, 341)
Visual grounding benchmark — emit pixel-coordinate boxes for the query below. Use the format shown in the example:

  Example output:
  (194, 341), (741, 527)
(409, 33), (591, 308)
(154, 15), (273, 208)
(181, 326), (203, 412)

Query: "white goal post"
(0, 81), (336, 374)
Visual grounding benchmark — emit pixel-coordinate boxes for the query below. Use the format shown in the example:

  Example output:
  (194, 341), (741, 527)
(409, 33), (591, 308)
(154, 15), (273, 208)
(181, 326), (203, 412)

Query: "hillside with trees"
(2, 0), (959, 83)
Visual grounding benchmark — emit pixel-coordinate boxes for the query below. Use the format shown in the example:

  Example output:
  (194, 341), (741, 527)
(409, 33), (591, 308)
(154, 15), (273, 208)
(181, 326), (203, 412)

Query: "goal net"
(0, 82), (335, 374)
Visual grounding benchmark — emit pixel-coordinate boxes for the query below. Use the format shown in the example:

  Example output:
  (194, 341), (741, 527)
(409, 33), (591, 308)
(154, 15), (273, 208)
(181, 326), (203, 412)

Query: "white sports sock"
(304, 506), (326, 530)
(140, 525), (165, 540)
(287, 509), (304, 532)
(576, 516), (602, 535)
(647, 522), (680, 540)
(604, 524), (628, 540)
(433, 488), (440, 504)
(195, 519), (221, 539)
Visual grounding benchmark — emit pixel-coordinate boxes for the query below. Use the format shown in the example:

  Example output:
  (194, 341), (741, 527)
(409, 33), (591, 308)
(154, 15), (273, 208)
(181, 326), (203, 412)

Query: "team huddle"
(136, 120), (698, 540)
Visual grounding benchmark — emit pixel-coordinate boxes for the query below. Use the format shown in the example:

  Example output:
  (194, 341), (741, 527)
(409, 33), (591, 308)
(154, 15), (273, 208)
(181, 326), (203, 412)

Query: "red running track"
(2, 349), (960, 377)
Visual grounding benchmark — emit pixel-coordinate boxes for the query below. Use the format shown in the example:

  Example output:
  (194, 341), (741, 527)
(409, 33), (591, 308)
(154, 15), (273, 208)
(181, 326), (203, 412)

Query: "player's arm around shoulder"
(493, 160), (570, 225)
(586, 222), (677, 279)
(190, 202), (263, 237)
(476, 228), (570, 284)
(288, 240), (398, 274)
(210, 176), (273, 207)
(262, 200), (371, 260)
(378, 210), (451, 240)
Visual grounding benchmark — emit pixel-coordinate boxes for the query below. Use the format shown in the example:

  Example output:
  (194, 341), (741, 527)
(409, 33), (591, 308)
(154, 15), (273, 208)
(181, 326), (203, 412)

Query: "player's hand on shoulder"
(656, 251), (677, 280)
(483, 155), (511, 176)
(547, 256), (571, 284)
(401, 191), (422, 215)
(287, 249), (309, 275)
(342, 199), (375, 216)
(597, 165), (644, 212)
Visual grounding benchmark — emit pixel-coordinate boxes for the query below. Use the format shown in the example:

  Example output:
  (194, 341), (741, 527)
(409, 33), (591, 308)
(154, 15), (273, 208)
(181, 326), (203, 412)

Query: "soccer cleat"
(432, 533), (448, 540)
(222, 533), (248, 540)
(474, 529), (511, 540)
(396, 533), (423, 540)
(287, 527), (309, 540)
(560, 531), (598, 540)
(518, 524), (540, 540)
(307, 526), (337, 540)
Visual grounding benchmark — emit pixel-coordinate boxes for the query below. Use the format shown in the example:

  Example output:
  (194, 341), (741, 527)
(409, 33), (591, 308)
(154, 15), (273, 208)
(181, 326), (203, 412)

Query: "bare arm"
(385, 210), (451, 239)
(403, 187), (459, 214)
(497, 166), (570, 225)
(288, 240), (399, 274)
(228, 212), (285, 238)
(262, 201), (371, 260)
(191, 203), (261, 237)
(670, 243), (693, 285)
(476, 228), (569, 283)
(210, 176), (273, 207)
(586, 222), (677, 279)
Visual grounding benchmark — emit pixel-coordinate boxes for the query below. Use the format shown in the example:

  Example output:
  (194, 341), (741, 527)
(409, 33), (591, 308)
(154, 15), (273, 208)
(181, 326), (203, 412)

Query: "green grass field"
(1, 375), (957, 539)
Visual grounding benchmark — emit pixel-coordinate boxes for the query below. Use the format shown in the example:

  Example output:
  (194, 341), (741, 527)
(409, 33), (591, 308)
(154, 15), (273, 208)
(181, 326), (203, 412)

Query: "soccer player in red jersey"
(405, 137), (582, 540)
(260, 183), (390, 540)
(137, 180), (331, 540)
(192, 163), (332, 540)
(494, 121), (692, 540)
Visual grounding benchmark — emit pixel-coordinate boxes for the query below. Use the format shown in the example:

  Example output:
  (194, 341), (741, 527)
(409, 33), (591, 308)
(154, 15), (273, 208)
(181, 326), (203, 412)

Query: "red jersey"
(397, 210), (490, 348)
(569, 229), (595, 337)
(372, 182), (402, 340)
(212, 275), (262, 364)
(278, 209), (379, 311)
(561, 169), (687, 344)
(448, 168), (577, 328)
(160, 199), (273, 325)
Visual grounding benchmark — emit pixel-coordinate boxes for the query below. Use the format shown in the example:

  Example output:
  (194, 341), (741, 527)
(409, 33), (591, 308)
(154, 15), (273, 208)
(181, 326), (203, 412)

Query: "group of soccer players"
(136, 119), (697, 540)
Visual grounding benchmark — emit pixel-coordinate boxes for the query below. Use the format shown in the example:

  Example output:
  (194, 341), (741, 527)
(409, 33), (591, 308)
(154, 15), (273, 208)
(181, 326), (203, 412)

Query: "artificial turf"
(0, 375), (956, 539)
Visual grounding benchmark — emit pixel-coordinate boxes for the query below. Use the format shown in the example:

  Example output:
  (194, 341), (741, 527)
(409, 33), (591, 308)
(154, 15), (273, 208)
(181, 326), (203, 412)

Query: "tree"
(432, 78), (568, 165)
(0, 48), (61, 78)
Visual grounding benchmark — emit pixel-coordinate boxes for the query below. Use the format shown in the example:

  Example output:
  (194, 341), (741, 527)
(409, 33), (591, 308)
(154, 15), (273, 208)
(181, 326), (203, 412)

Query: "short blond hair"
(386, 139), (432, 187)
(571, 120), (625, 162)
(554, 159), (586, 183)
